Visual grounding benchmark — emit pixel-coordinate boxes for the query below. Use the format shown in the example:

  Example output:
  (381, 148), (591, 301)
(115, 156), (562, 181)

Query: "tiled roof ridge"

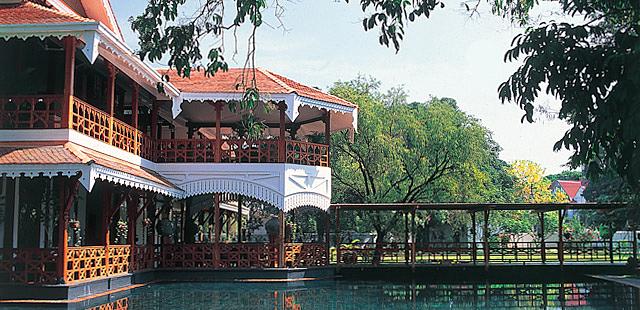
(63, 142), (94, 164)
(3, 0), (95, 24)
(256, 68), (296, 93)
(28, 0), (93, 23)
(265, 70), (357, 107)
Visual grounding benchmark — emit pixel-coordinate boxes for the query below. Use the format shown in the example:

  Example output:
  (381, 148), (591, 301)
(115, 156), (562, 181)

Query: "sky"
(112, 0), (574, 174)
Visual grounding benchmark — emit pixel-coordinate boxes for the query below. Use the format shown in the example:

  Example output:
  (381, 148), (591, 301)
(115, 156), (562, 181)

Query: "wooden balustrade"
(219, 243), (278, 268)
(286, 140), (329, 167)
(0, 248), (57, 284)
(132, 245), (157, 271)
(284, 243), (327, 267)
(0, 95), (64, 129)
(159, 244), (216, 269)
(336, 241), (635, 265)
(221, 139), (280, 164)
(2, 95), (330, 167)
(156, 139), (215, 163)
(65, 246), (107, 283)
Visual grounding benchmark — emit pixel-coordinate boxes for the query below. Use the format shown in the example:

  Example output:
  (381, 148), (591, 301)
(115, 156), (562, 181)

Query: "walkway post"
(237, 196), (243, 243)
(539, 212), (546, 263)
(151, 100), (158, 139)
(609, 222), (614, 263)
(214, 193), (221, 268)
(278, 210), (285, 267)
(336, 207), (341, 265)
(471, 211), (477, 265)
(131, 83), (139, 129)
(106, 62), (116, 144)
(404, 210), (409, 265)
(633, 225), (638, 261)
(558, 208), (564, 266)
(411, 206), (416, 269)
(57, 178), (78, 283)
(483, 208), (490, 271)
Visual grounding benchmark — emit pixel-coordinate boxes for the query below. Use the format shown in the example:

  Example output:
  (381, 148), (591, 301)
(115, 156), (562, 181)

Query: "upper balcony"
(0, 38), (356, 169)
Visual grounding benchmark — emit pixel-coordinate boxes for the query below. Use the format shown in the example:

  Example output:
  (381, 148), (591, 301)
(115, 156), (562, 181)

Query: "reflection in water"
(79, 281), (640, 309)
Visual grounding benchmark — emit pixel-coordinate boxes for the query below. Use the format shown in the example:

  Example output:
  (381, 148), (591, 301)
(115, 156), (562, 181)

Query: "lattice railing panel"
(286, 140), (329, 167)
(132, 245), (157, 271)
(65, 246), (107, 282)
(107, 245), (131, 275)
(156, 139), (215, 163)
(219, 243), (278, 268)
(112, 118), (140, 155)
(159, 244), (216, 268)
(221, 139), (279, 163)
(0, 95), (63, 129)
(0, 248), (58, 284)
(71, 97), (110, 143)
(284, 243), (327, 267)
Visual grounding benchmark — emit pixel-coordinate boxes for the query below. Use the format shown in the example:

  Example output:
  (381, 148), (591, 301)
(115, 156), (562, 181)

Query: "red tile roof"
(0, 142), (177, 189)
(556, 180), (583, 200)
(160, 68), (357, 108)
(0, 1), (93, 25)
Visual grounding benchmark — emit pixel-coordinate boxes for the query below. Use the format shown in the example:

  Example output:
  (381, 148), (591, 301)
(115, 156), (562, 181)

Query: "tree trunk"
(373, 230), (387, 266)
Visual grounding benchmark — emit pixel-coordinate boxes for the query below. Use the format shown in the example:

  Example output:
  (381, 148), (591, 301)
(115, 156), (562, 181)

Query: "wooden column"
(404, 211), (409, 265)
(324, 110), (331, 145)
(633, 225), (638, 261)
(411, 207), (416, 269)
(558, 208), (565, 266)
(106, 62), (116, 144)
(335, 207), (341, 265)
(62, 36), (76, 128)
(539, 212), (546, 263)
(127, 192), (138, 270)
(56, 179), (68, 282)
(278, 102), (287, 163)
(609, 223), (614, 263)
(102, 185), (113, 277)
(151, 100), (159, 139)
(214, 193), (221, 267)
(278, 210), (285, 268)
(471, 211), (477, 265)
(131, 84), (140, 129)
(237, 196), (243, 243)
(483, 208), (490, 271)
(214, 102), (223, 163)
(324, 212), (331, 265)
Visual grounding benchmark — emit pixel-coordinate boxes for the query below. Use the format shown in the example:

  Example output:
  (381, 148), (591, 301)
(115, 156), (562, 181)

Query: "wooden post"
(335, 207), (341, 265)
(214, 193), (221, 267)
(62, 36), (76, 128)
(278, 210), (285, 268)
(214, 102), (223, 163)
(404, 211), (409, 265)
(471, 211), (477, 265)
(237, 196), (243, 243)
(483, 208), (490, 271)
(56, 179), (68, 283)
(106, 62), (116, 144)
(324, 110), (331, 144)
(131, 84), (139, 129)
(278, 102), (287, 163)
(325, 212), (331, 266)
(127, 193), (137, 271)
(558, 209), (564, 266)
(609, 223), (614, 263)
(151, 100), (158, 139)
(539, 212), (546, 263)
(633, 225), (638, 261)
(103, 185), (112, 276)
(411, 207), (416, 269)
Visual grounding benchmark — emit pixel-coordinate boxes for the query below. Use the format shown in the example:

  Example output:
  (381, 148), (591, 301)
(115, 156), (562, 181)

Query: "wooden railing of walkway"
(331, 203), (634, 269)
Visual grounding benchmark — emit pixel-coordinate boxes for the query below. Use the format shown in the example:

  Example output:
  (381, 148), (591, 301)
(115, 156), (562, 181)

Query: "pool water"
(106, 280), (637, 309)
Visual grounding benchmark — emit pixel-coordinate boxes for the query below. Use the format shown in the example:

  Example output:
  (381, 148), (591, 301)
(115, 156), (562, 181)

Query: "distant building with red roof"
(550, 180), (589, 203)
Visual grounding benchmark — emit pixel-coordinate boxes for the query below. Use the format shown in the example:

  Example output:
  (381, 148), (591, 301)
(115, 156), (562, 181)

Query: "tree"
(330, 77), (510, 263)
(546, 170), (583, 183)
(132, 0), (640, 198)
